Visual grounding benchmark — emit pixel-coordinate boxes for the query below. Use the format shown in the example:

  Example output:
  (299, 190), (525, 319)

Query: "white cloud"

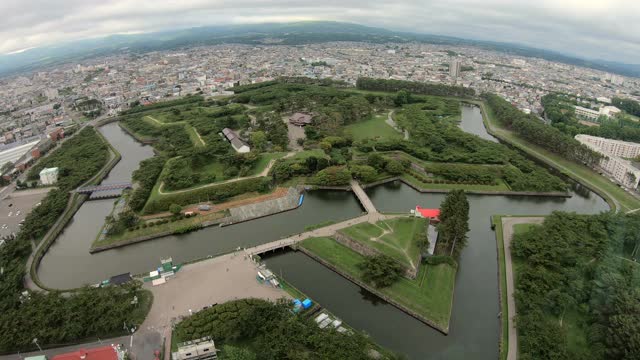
(0, 0), (639, 62)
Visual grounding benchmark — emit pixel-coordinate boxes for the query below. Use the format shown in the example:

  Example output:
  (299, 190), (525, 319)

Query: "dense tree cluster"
(311, 166), (352, 186)
(129, 157), (166, 211)
(174, 298), (399, 360)
(438, 190), (470, 259)
(511, 212), (640, 360)
(484, 93), (602, 166)
(359, 254), (404, 288)
(356, 77), (475, 97)
(612, 97), (640, 117)
(269, 155), (331, 182)
(364, 100), (566, 192)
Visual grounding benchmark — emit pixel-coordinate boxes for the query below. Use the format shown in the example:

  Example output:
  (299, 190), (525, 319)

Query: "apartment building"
(575, 134), (640, 189)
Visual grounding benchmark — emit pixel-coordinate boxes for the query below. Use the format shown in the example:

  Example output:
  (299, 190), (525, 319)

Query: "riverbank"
(474, 99), (640, 212)
(297, 236), (456, 334)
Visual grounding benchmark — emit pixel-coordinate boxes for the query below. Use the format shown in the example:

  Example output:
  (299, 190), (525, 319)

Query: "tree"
(350, 165), (378, 183)
(250, 131), (267, 152)
(359, 254), (404, 288)
(438, 190), (469, 258)
(394, 90), (411, 106)
(367, 153), (387, 171)
(169, 203), (182, 215)
(385, 160), (405, 175)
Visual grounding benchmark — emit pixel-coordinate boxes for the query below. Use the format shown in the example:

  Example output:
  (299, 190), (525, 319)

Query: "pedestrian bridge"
(350, 180), (378, 214)
(74, 182), (132, 194)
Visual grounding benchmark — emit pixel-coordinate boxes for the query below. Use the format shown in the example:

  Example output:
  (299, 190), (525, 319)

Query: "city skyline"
(1, 0), (639, 64)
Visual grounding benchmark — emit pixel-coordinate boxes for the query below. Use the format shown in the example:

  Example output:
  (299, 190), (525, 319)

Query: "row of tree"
(356, 77), (476, 98)
(483, 93), (602, 166)
(438, 190), (470, 259)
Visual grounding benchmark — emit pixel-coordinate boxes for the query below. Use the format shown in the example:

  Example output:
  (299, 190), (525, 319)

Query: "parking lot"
(0, 187), (51, 239)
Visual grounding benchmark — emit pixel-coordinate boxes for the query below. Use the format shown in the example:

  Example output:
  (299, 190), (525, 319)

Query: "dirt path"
(157, 152), (294, 195)
(501, 216), (544, 360)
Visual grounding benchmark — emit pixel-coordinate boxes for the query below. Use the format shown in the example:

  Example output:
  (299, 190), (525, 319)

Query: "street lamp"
(32, 338), (42, 352)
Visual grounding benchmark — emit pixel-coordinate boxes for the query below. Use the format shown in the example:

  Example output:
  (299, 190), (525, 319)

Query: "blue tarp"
(302, 298), (312, 309)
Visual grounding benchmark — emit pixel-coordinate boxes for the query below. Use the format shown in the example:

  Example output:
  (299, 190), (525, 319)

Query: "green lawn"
(479, 101), (640, 212)
(249, 152), (287, 175)
(340, 218), (425, 269)
(345, 113), (403, 141)
(301, 237), (456, 330)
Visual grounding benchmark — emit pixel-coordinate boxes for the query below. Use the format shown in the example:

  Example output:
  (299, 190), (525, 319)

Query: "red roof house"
(415, 206), (440, 220)
(52, 345), (123, 360)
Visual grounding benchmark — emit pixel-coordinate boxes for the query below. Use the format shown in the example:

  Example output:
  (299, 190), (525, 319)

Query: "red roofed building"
(52, 345), (125, 360)
(415, 206), (440, 222)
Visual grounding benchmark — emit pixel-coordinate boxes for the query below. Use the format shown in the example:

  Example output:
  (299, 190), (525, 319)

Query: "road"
(501, 216), (544, 360)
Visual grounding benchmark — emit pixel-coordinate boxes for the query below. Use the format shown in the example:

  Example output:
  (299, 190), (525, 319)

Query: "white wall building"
(576, 134), (640, 159)
(39, 167), (59, 185)
(575, 135), (640, 189)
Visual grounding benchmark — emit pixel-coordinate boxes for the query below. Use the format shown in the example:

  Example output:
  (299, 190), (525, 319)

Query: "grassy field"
(479, 101), (640, 212)
(340, 217), (425, 269)
(301, 236), (456, 330)
(93, 211), (228, 248)
(345, 113), (403, 141)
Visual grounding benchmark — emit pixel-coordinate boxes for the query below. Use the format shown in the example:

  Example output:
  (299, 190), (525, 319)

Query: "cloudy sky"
(2, 0), (639, 63)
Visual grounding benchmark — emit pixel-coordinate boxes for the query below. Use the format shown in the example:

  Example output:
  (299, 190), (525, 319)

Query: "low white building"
(39, 167), (59, 185)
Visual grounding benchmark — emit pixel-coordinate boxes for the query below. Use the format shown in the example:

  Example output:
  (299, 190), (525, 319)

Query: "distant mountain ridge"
(1, 21), (638, 78)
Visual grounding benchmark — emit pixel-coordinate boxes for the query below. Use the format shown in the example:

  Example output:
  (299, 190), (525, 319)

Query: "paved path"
(157, 152), (294, 195)
(385, 110), (409, 140)
(350, 180), (378, 214)
(501, 216), (544, 360)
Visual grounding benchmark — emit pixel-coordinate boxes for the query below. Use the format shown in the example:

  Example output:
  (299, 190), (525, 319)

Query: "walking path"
(350, 180), (378, 214)
(385, 110), (409, 140)
(157, 152), (294, 195)
(501, 216), (544, 360)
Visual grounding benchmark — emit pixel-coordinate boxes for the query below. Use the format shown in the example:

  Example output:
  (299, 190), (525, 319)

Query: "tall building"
(449, 59), (461, 78)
